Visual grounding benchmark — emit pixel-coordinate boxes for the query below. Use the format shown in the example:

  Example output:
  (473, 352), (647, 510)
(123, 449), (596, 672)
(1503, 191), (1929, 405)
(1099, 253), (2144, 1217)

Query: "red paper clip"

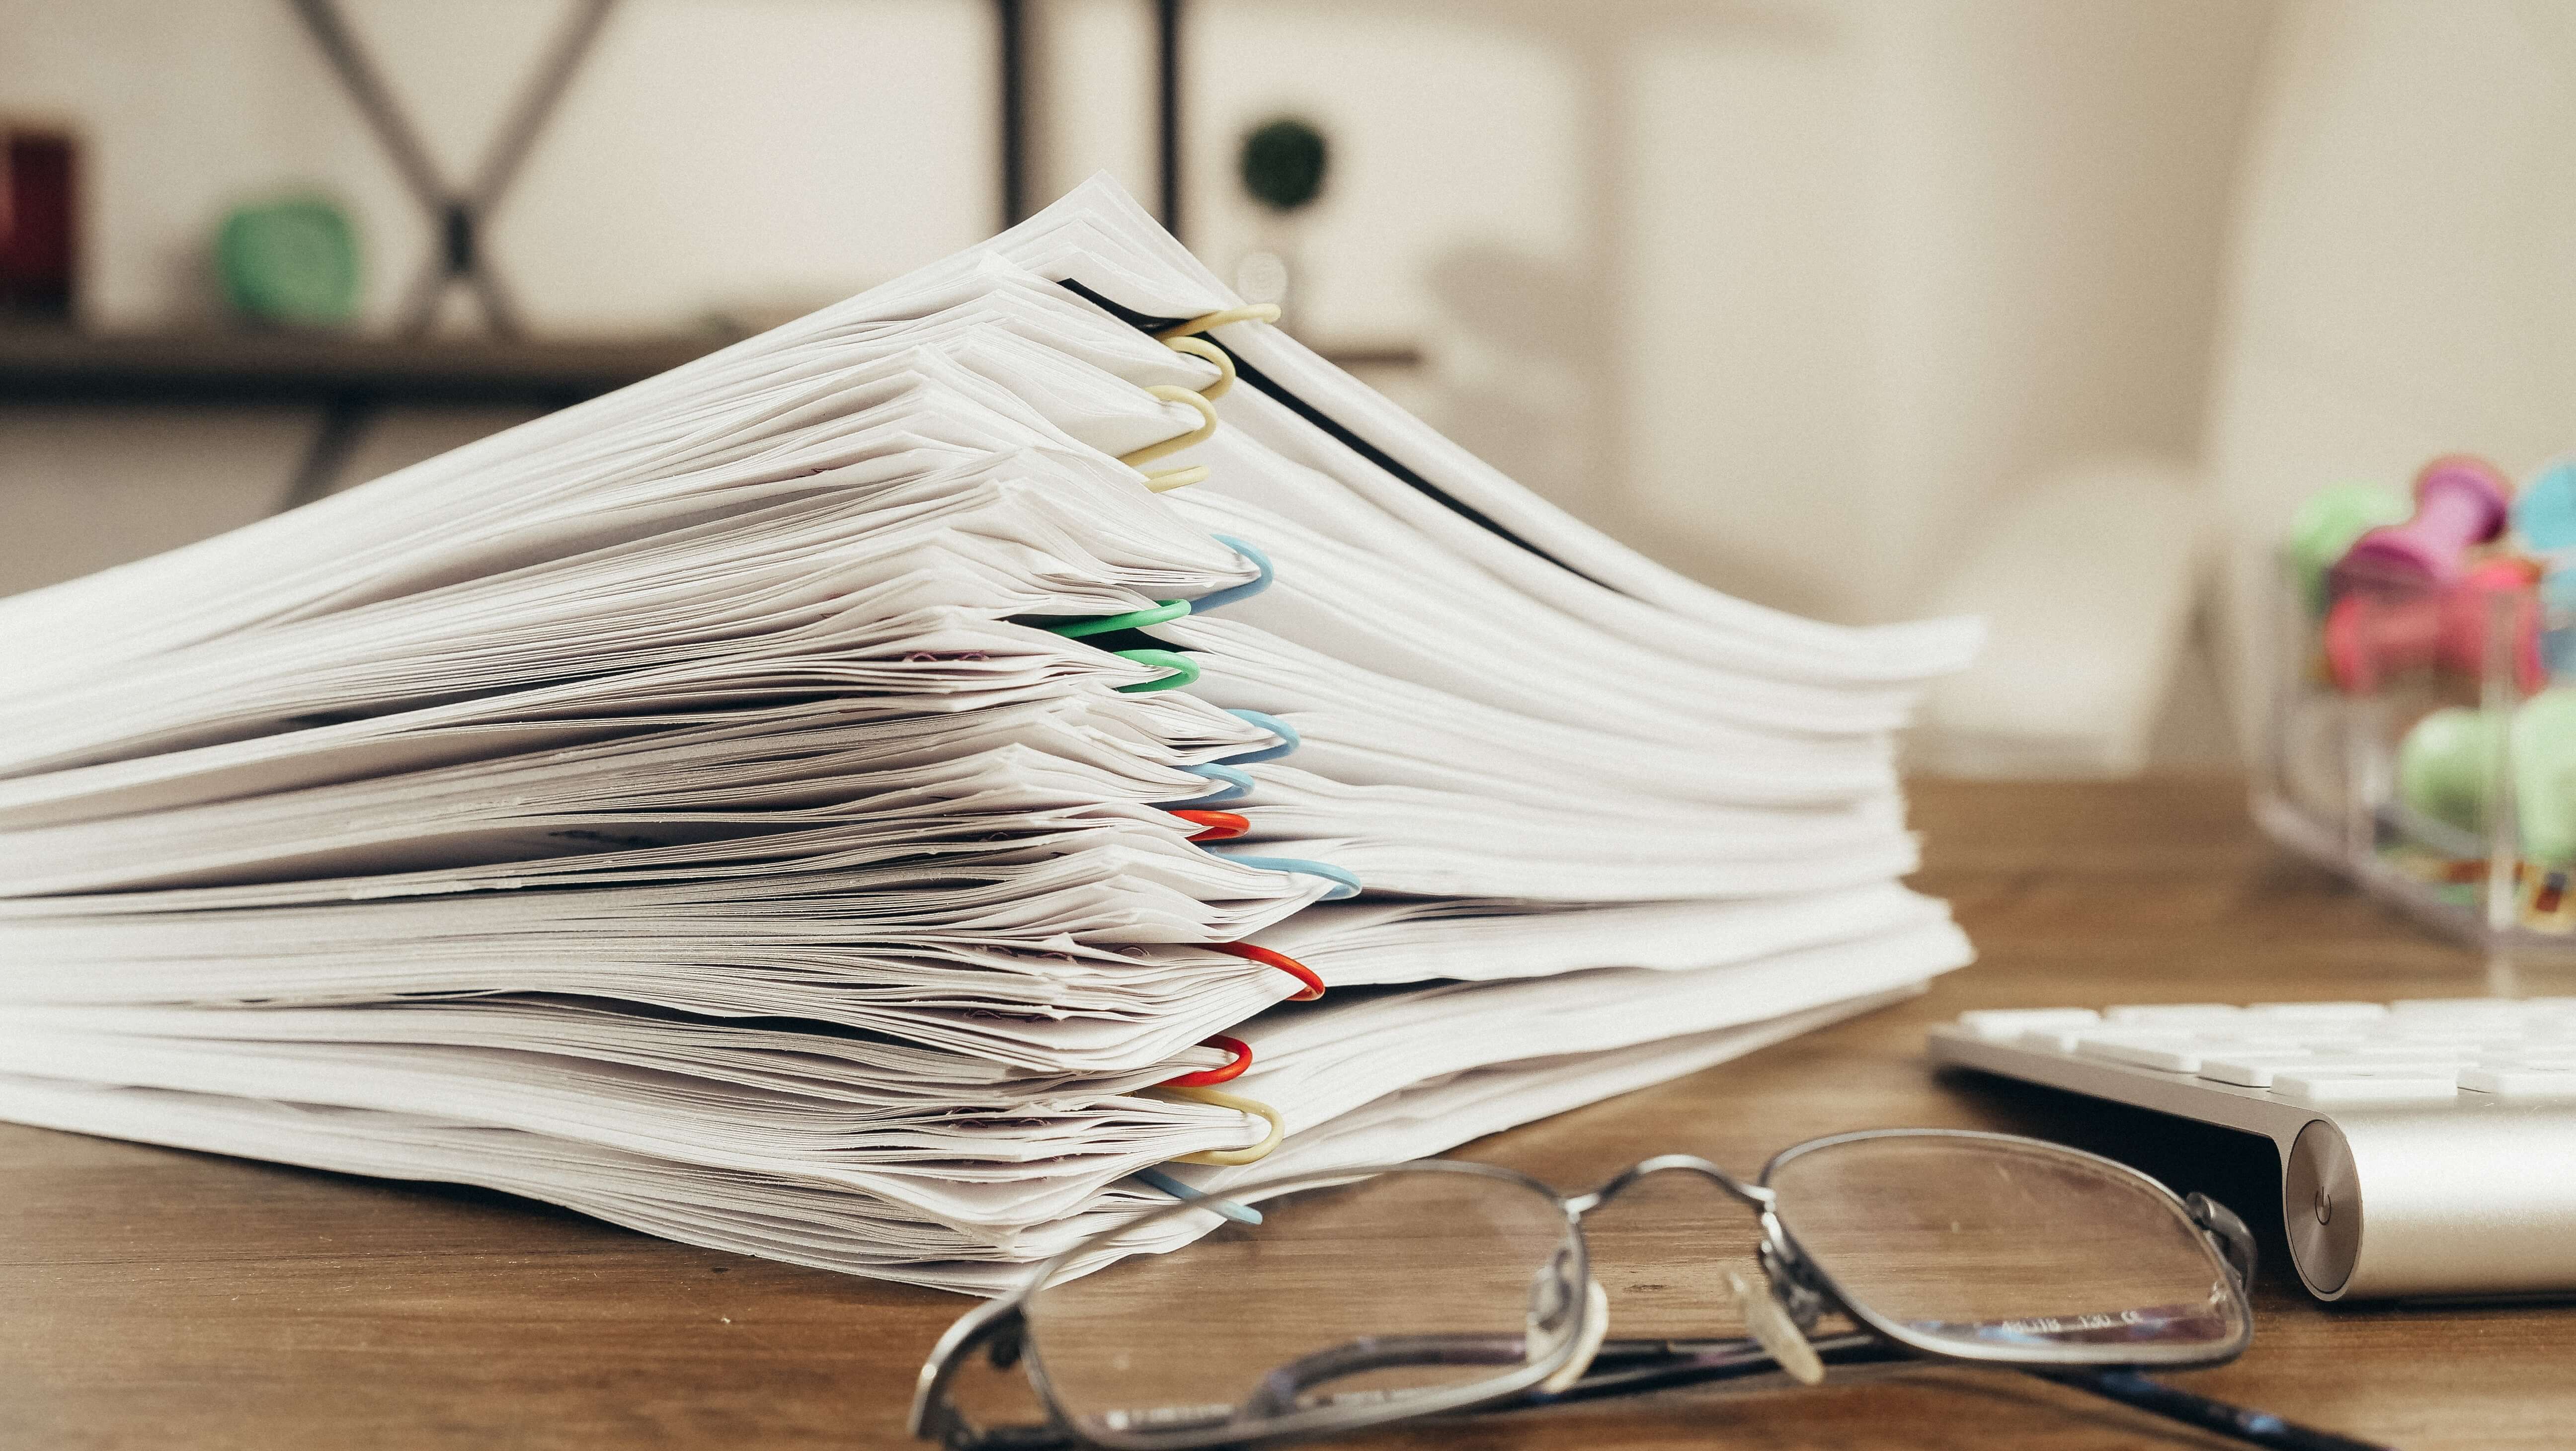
(1207, 941), (1324, 1001)
(1169, 808), (1249, 842)
(1164, 1033), (1253, 1087)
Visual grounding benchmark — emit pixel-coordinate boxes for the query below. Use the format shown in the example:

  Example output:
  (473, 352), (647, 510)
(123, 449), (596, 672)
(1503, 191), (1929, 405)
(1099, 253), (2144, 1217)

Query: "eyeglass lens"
(1022, 1168), (1582, 1444)
(1766, 1135), (2250, 1359)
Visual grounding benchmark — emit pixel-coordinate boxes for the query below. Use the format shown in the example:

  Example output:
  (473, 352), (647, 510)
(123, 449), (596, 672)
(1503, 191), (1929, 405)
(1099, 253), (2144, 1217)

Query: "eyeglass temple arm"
(1529, 1337), (2393, 1451)
(2045, 1369), (2394, 1451)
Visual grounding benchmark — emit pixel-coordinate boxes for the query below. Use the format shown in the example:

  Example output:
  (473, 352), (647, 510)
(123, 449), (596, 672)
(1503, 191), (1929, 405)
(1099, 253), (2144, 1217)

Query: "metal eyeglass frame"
(911, 1128), (2386, 1451)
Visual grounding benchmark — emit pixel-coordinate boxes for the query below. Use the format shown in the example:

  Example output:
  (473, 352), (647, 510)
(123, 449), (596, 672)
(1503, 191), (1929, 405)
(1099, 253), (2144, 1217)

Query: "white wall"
(2209, 0), (2576, 747)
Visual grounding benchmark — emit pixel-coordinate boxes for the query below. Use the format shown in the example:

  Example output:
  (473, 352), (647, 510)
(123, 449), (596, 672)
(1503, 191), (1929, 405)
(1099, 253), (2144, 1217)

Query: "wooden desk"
(8, 776), (2572, 1450)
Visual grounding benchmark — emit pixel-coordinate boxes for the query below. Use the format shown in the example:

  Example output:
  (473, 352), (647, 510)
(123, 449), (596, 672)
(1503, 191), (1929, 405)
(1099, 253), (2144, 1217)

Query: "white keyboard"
(1929, 999), (2576, 1302)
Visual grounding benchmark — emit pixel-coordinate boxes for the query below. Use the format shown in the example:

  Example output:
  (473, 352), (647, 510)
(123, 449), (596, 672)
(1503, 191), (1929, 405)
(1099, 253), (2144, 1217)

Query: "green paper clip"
(1043, 600), (1190, 639)
(1114, 648), (1201, 693)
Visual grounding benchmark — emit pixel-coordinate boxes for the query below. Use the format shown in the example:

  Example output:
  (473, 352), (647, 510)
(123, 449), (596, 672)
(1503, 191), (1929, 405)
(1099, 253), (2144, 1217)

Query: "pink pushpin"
(2330, 454), (2511, 595)
(2324, 556), (2543, 694)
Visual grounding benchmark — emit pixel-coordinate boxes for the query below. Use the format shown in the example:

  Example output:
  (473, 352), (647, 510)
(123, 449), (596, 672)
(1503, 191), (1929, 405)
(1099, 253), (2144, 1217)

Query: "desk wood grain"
(7, 776), (2571, 1450)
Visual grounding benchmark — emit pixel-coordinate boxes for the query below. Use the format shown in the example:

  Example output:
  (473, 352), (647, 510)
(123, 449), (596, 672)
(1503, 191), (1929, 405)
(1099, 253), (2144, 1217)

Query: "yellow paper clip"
(1155, 303), (1282, 340)
(1161, 334), (1237, 401)
(1120, 384), (1219, 492)
(1147, 1084), (1285, 1166)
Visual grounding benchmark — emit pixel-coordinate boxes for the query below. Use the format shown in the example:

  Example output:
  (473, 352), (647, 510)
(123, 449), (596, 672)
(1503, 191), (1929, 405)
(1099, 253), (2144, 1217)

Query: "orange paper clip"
(1170, 808), (1249, 842)
(1164, 1034), (1252, 1087)
(1208, 941), (1324, 1001)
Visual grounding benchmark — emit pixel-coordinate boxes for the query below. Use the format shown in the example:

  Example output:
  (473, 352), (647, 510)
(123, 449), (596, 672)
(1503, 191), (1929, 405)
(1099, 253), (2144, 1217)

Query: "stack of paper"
(0, 176), (1976, 1290)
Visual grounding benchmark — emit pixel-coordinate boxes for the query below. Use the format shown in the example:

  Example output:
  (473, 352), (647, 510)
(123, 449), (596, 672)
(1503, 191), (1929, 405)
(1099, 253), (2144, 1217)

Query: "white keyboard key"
(1957, 1008), (2101, 1043)
(2016, 1025), (2098, 1053)
(2368, 1019), (2510, 1037)
(2460, 1068), (2576, 1099)
(2474, 1053), (2576, 1071)
(2272, 1070), (2460, 1105)
(2390, 998), (2530, 1019)
(2247, 1002), (2389, 1022)
(2104, 1004), (2243, 1025)
(2198, 1054), (2314, 1087)
(2306, 1049), (2476, 1070)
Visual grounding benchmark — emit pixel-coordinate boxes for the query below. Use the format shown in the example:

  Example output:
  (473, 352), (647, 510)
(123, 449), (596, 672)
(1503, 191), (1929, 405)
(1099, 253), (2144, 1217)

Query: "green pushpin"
(2513, 689), (2576, 864)
(2397, 706), (2501, 835)
(2288, 482), (2410, 614)
(2397, 688), (2576, 864)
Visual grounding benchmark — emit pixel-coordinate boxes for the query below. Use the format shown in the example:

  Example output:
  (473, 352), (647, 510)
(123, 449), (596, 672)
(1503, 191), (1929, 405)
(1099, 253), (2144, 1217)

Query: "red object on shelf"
(0, 130), (77, 319)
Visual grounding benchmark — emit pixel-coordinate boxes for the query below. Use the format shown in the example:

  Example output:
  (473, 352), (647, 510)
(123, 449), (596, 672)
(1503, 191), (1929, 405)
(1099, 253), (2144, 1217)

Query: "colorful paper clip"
(1155, 303), (1284, 340)
(1213, 852), (1362, 901)
(1163, 1033), (1252, 1087)
(1112, 647), (1200, 693)
(1120, 384), (1220, 494)
(1169, 808), (1249, 842)
(1160, 334), (1237, 402)
(1219, 708), (1299, 765)
(1166, 762), (1254, 803)
(1148, 1083), (1286, 1167)
(1042, 600), (1189, 638)
(1191, 535), (1274, 614)
(1207, 940), (1324, 1000)
(1133, 1167), (1262, 1225)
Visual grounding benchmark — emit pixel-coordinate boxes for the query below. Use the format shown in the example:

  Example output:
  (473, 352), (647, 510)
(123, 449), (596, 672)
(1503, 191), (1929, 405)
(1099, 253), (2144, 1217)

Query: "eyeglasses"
(911, 1129), (2390, 1451)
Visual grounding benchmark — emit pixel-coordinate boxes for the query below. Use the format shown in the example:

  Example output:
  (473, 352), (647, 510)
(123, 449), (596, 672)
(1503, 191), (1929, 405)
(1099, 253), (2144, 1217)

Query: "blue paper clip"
(1135, 1167), (1263, 1225)
(1162, 762), (1254, 804)
(1212, 851), (1362, 901)
(1220, 708), (1300, 765)
(1191, 535), (1274, 614)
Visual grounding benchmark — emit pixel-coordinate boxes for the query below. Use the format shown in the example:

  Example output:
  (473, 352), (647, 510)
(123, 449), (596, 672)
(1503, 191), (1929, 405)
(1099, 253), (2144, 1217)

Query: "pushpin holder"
(2255, 507), (2576, 961)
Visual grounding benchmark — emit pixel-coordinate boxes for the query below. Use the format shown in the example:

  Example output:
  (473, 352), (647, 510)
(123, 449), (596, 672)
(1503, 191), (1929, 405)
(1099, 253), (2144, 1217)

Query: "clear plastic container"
(2252, 548), (2576, 957)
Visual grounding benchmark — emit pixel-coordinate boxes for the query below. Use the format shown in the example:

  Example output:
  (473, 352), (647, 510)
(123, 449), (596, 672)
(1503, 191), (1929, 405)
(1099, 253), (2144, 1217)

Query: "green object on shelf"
(217, 197), (360, 326)
(1239, 118), (1328, 213)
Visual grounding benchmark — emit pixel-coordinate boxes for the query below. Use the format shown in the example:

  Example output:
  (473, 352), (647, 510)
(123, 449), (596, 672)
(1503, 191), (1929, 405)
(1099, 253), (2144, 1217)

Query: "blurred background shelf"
(0, 325), (1418, 405)
(0, 326), (729, 407)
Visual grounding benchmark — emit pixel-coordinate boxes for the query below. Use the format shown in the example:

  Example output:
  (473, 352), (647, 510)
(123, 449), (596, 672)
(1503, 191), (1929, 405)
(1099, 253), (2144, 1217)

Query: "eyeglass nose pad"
(1537, 1279), (1611, 1395)
(1727, 1267), (1827, 1386)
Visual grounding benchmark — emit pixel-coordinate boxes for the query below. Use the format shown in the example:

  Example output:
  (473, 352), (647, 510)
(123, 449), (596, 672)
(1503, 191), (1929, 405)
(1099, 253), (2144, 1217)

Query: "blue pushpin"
(2514, 459), (2576, 552)
(2516, 460), (2576, 678)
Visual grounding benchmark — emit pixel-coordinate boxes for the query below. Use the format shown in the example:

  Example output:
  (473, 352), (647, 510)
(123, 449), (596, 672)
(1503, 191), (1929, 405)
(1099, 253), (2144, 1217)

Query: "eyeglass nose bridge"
(1563, 1153), (1777, 1217)
(2185, 1191), (2259, 1289)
